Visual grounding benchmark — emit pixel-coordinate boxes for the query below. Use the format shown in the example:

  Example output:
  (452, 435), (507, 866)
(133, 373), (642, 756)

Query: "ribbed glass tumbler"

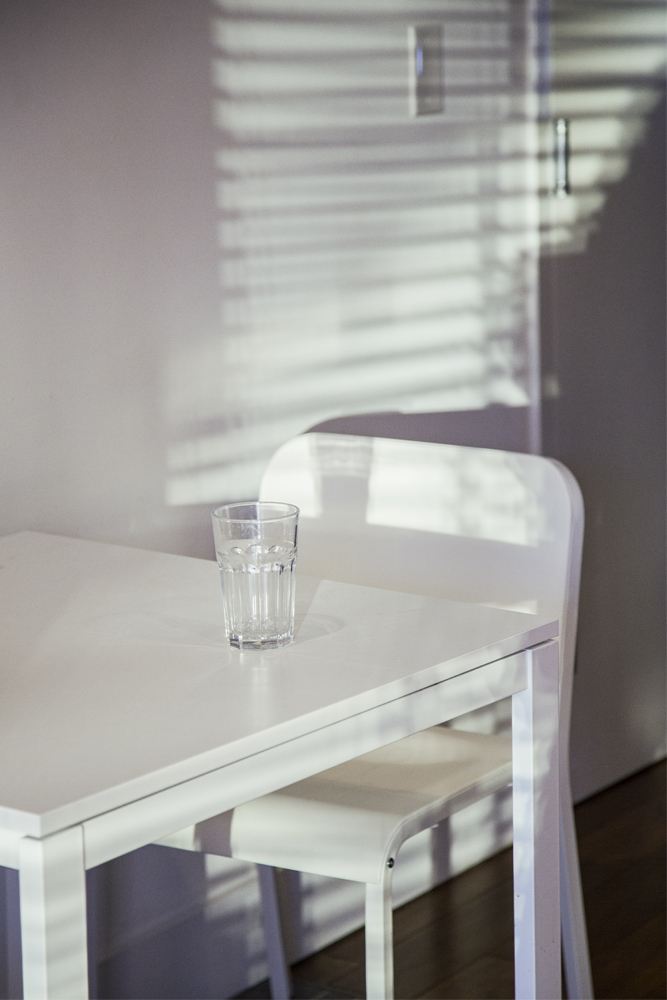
(211, 501), (299, 650)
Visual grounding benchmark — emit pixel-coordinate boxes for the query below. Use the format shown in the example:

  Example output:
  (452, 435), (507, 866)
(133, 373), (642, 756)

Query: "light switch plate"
(408, 24), (443, 117)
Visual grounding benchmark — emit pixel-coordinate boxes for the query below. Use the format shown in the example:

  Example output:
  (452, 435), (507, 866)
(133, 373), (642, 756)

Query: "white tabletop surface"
(0, 532), (557, 835)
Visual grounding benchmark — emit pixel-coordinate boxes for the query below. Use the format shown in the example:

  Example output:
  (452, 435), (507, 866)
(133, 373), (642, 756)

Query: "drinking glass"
(211, 502), (299, 649)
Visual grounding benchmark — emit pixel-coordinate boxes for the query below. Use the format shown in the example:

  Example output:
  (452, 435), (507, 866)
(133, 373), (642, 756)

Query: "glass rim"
(211, 500), (299, 523)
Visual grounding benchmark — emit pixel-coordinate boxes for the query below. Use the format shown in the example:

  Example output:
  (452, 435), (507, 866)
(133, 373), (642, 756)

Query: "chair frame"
(158, 433), (593, 1000)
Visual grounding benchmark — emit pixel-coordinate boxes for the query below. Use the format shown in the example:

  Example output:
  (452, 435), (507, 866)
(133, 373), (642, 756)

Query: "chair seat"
(166, 728), (511, 886)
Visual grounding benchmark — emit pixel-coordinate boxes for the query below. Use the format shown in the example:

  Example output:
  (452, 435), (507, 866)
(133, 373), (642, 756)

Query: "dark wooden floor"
(238, 759), (666, 1000)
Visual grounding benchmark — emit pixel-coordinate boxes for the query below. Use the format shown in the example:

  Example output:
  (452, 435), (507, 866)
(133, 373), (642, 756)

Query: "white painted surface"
(256, 866), (292, 1000)
(18, 829), (89, 1000)
(365, 875), (394, 1000)
(223, 728), (513, 885)
(256, 432), (590, 998)
(260, 434), (581, 676)
(511, 641), (561, 999)
(0, 531), (555, 839)
(0, 533), (559, 999)
(82, 652), (528, 871)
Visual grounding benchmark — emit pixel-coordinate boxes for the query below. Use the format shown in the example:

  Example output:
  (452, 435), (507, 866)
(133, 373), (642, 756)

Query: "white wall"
(0, 0), (221, 559)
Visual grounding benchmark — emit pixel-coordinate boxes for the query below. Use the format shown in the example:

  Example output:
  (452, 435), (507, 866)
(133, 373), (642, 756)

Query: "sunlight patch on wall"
(165, 0), (539, 505)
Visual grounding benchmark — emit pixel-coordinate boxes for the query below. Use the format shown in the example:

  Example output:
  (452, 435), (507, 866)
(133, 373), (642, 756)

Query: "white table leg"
(512, 639), (560, 1000)
(19, 826), (89, 1000)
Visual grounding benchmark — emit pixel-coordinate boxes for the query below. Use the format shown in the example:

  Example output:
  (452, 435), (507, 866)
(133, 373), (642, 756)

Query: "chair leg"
(256, 864), (292, 1000)
(364, 870), (394, 1000)
(560, 799), (594, 999)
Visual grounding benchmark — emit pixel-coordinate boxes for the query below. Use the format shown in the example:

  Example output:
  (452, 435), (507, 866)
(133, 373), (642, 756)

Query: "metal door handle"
(554, 118), (570, 197)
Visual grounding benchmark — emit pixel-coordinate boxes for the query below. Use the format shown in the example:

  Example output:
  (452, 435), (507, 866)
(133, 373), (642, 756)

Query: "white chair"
(157, 433), (593, 1000)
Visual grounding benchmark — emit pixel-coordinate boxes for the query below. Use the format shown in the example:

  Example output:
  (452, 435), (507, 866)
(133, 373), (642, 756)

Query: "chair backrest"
(259, 433), (584, 728)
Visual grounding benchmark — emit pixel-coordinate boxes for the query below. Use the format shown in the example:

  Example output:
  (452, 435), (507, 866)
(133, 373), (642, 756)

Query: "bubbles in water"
(269, 544), (287, 556)
(230, 547), (244, 557)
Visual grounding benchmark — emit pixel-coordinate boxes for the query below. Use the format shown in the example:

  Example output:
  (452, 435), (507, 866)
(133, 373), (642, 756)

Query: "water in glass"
(218, 541), (297, 649)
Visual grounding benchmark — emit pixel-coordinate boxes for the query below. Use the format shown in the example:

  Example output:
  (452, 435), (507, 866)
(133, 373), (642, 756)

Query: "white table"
(0, 531), (560, 999)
